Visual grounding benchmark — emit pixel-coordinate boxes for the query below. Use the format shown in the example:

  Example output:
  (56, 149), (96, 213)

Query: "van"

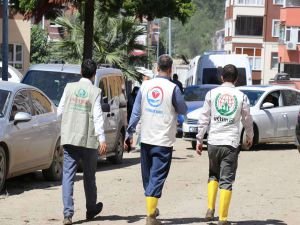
(21, 64), (127, 164)
(185, 52), (252, 87)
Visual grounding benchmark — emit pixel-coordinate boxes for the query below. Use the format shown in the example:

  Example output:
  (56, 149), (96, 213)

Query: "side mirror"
(14, 112), (32, 125)
(261, 102), (274, 109)
(101, 103), (110, 113)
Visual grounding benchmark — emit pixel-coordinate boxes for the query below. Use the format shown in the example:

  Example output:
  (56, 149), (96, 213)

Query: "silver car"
(0, 81), (63, 192)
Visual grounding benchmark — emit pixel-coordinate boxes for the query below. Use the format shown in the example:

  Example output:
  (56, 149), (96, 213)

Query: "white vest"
(140, 78), (177, 147)
(208, 85), (246, 147)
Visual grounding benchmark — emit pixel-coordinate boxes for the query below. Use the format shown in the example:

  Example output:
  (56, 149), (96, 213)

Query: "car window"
(99, 77), (109, 104)
(262, 91), (281, 107)
(10, 90), (32, 121)
(0, 90), (11, 117)
(30, 90), (52, 115)
(282, 90), (300, 106)
(22, 70), (81, 106)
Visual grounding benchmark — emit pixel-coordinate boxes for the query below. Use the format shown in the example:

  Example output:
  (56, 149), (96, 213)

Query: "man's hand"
(246, 138), (253, 149)
(98, 142), (107, 156)
(196, 142), (203, 156)
(124, 138), (133, 152)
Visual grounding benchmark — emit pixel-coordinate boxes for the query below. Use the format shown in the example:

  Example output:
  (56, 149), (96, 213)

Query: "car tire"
(107, 131), (124, 164)
(0, 147), (7, 193)
(42, 140), (63, 181)
(192, 141), (197, 149)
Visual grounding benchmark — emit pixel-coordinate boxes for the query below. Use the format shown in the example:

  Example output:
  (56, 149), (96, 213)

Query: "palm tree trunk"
(83, 0), (94, 60)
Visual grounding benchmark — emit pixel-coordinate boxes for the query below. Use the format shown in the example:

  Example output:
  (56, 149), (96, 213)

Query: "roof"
(0, 81), (32, 92)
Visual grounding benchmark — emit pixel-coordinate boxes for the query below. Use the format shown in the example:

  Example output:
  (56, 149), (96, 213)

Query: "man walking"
(172, 73), (184, 94)
(125, 54), (187, 225)
(57, 59), (107, 225)
(196, 64), (253, 225)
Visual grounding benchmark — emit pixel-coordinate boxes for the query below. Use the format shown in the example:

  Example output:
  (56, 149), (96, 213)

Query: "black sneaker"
(63, 217), (72, 225)
(86, 202), (103, 220)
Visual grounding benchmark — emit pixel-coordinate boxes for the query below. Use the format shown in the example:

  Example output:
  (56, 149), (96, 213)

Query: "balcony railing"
(235, 0), (264, 6)
(285, 0), (300, 7)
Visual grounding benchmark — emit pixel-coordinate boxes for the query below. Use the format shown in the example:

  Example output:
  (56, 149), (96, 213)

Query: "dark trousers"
(207, 144), (239, 191)
(140, 143), (173, 198)
(62, 145), (98, 218)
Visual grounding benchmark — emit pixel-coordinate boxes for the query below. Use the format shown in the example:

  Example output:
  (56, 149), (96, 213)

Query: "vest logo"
(147, 86), (164, 107)
(75, 89), (88, 98)
(215, 93), (238, 117)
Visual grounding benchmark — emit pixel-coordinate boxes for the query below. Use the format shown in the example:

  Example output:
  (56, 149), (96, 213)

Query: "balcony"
(234, 0), (264, 6)
(285, 0), (300, 7)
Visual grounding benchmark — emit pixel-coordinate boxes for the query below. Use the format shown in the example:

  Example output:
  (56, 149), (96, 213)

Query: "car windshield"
(184, 87), (215, 101)
(22, 70), (81, 106)
(201, 68), (247, 86)
(239, 90), (265, 106)
(0, 90), (11, 117)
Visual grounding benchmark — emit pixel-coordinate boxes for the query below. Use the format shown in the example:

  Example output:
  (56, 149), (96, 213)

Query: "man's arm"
(94, 94), (106, 143)
(241, 95), (254, 143)
(196, 91), (211, 145)
(126, 90), (142, 140)
(172, 86), (187, 115)
(57, 89), (66, 118)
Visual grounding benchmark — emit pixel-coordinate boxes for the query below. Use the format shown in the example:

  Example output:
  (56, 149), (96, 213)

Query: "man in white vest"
(125, 54), (187, 225)
(57, 59), (107, 225)
(196, 64), (253, 225)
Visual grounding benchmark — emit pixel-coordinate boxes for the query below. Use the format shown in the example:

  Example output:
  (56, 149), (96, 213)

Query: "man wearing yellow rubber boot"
(196, 64), (253, 225)
(125, 54), (187, 225)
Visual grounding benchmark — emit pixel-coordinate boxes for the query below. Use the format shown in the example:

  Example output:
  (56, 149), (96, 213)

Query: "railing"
(285, 0), (300, 7)
(235, 0), (264, 6)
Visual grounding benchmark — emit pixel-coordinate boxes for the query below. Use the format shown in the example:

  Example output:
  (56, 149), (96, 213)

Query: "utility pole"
(2, 0), (9, 81)
(168, 18), (172, 56)
(157, 19), (160, 60)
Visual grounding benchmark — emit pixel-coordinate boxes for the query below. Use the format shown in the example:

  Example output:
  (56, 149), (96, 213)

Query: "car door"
(29, 89), (58, 165)
(281, 89), (300, 140)
(6, 89), (39, 173)
(99, 77), (114, 151)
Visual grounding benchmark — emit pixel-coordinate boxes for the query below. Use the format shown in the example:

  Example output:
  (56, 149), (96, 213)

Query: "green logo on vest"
(215, 93), (238, 116)
(75, 89), (88, 98)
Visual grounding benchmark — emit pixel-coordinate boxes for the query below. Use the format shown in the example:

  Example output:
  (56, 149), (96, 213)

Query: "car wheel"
(0, 147), (7, 193)
(192, 141), (197, 149)
(42, 140), (63, 181)
(107, 132), (124, 164)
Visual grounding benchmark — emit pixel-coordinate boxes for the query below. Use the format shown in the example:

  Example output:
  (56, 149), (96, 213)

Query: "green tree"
(30, 24), (51, 64)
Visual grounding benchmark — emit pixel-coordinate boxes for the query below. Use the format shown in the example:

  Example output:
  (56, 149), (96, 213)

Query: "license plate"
(189, 127), (198, 133)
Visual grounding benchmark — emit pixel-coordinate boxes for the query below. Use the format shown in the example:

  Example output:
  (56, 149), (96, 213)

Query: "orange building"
(278, 0), (300, 77)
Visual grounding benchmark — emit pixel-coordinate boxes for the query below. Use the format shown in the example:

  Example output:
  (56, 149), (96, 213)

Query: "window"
(284, 27), (300, 43)
(272, 20), (280, 37)
(271, 52), (279, 69)
(235, 0), (264, 5)
(30, 90), (52, 115)
(235, 16), (264, 36)
(0, 90), (10, 117)
(273, 0), (284, 4)
(262, 91), (280, 107)
(10, 90), (32, 120)
(285, 0), (300, 7)
(282, 90), (300, 106)
(99, 78), (109, 104)
(235, 47), (262, 70)
(285, 27), (291, 42)
(0, 44), (23, 69)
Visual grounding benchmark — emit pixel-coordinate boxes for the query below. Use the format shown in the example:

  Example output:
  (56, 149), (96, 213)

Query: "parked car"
(181, 85), (218, 148)
(0, 81), (62, 192)
(0, 62), (23, 82)
(184, 85), (300, 149)
(295, 110), (300, 153)
(22, 64), (127, 164)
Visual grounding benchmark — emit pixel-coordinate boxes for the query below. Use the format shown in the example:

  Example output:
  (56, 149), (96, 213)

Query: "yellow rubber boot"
(146, 197), (158, 217)
(205, 180), (218, 221)
(219, 189), (232, 222)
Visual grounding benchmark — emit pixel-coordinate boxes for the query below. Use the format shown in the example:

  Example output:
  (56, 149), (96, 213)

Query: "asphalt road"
(0, 139), (299, 225)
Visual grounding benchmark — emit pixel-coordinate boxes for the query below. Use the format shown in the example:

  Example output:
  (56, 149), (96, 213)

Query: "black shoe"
(63, 217), (72, 225)
(218, 221), (231, 225)
(86, 202), (103, 220)
(205, 209), (215, 221)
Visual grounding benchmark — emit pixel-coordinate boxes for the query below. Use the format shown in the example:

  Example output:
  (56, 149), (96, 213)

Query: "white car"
(0, 62), (23, 82)
(183, 85), (300, 149)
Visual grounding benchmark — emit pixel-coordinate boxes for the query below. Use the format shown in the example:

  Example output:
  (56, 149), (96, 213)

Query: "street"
(0, 138), (299, 225)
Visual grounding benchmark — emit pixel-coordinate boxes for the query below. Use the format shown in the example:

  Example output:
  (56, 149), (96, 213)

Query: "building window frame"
(1, 43), (23, 70)
(235, 16), (264, 36)
(271, 52), (279, 70)
(272, 19), (281, 37)
(235, 0), (264, 6)
(235, 47), (262, 71)
(273, 0), (284, 5)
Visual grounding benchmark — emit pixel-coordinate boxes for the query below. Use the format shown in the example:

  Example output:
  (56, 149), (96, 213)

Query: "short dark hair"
(173, 73), (178, 79)
(81, 59), (97, 79)
(222, 64), (238, 83)
(158, 54), (173, 72)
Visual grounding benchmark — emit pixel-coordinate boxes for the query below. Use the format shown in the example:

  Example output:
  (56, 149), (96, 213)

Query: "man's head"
(173, 73), (178, 80)
(157, 54), (173, 76)
(222, 64), (238, 83)
(81, 59), (97, 80)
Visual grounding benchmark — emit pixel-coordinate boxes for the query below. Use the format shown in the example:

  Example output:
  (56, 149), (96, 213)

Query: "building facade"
(0, 7), (31, 75)
(224, 0), (283, 84)
(278, 0), (300, 77)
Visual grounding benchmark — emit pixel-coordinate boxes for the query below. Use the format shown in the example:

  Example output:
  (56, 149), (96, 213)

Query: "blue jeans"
(62, 145), (98, 218)
(140, 143), (173, 198)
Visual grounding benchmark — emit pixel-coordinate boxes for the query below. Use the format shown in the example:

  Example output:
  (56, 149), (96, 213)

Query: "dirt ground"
(0, 138), (299, 225)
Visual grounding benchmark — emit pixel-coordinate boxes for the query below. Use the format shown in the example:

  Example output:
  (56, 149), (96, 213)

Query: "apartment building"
(0, 7), (31, 74)
(224, 0), (283, 84)
(278, 0), (300, 77)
